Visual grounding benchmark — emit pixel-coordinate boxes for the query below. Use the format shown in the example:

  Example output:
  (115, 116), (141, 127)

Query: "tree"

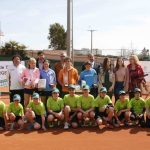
(0, 40), (27, 58)
(48, 23), (67, 50)
(139, 47), (150, 60)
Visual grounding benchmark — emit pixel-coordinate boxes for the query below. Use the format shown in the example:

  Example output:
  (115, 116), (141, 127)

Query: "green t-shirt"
(77, 94), (94, 111)
(7, 102), (24, 116)
(146, 99), (150, 107)
(0, 101), (6, 118)
(64, 94), (79, 109)
(130, 97), (145, 114)
(94, 95), (112, 111)
(145, 99), (150, 111)
(28, 101), (46, 115)
(47, 97), (64, 112)
(114, 98), (130, 113)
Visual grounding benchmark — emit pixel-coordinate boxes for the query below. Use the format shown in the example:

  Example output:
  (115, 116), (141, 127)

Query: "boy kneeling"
(64, 84), (79, 129)
(145, 97), (150, 127)
(7, 94), (24, 130)
(130, 88), (145, 127)
(47, 88), (64, 127)
(94, 87), (114, 129)
(25, 93), (46, 131)
(77, 85), (95, 126)
(0, 95), (7, 130)
(114, 90), (131, 126)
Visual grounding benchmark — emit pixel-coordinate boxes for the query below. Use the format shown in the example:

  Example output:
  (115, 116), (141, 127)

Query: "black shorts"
(146, 117), (150, 127)
(118, 112), (125, 121)
(99, 111), (108, 118)
(130, 112), (144, 121)
(14, 116), (22, 122)
(47, 111), (63, 120)
(95, 106), (113, 119)
(69, 112), (78, 122)
(39, 91), (52, 97)
(99, 106), (113, 118)
(47, 111), (60, 116)
(24, 88), (38, 95)
(0, 117), (5, 128)
(47, 111), (60, 115)
(34, 115), (42, 125)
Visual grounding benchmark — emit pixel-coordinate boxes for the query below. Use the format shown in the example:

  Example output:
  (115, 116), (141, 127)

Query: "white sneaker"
(64, 122), (69, 129)
(10, 123), (14, 131)
(0, 127), (4, 130)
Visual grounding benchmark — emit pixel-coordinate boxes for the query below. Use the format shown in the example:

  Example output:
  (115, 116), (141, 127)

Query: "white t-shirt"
(7, 64), (26, 90)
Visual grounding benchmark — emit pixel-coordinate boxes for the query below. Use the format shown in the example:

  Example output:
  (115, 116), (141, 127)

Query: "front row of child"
(0, 85), (150, 131)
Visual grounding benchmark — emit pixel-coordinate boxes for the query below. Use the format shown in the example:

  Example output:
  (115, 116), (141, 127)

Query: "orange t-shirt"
(58, 67), (79, 92)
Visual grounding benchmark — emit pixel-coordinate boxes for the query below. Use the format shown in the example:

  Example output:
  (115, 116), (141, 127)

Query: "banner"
(0, 61), (25, 87)
(141, 61), (150, 82)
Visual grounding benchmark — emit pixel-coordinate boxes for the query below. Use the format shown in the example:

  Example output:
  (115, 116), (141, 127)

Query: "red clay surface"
(0, 87), (150, 150)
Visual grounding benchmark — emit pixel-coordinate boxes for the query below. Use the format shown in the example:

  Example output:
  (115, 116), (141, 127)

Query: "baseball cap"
(119, 90), (126, 95)
(99, 87), (107, 93)
(52, 88), (60, 93)
(82, 85), (90, 90)
(32, 93), (40, 99)
(84, 61), (92, 66)
(13, 94), (21, 101)
(68, 84), (76, 89)
(134, 88), (141, 93)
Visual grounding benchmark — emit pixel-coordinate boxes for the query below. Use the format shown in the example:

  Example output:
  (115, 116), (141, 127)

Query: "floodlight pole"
(88, 29), (96, 54)
(67, 0), (74, 63)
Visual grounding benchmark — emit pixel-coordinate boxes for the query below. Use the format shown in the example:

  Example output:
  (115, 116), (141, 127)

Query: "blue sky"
(0, 0), (150, 51)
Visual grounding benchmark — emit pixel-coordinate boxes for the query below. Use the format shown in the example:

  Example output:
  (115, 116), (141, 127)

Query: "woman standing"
(20, 58), (40, 107)
(127, 55), (145, 99)
(39, 60), (56, 105)
(114, 58), (129, 102)
(98, 57), (115, 99)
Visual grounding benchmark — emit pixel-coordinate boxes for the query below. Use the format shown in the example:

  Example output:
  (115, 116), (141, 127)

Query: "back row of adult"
(7, 52), (147, 106)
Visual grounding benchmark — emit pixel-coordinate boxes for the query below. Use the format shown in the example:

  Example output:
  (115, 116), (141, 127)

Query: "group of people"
(0, 51), (150, 131)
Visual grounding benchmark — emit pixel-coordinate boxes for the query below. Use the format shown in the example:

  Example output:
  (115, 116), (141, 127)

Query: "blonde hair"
(27, 57), (36, 68)
(130, 55), (139, 65)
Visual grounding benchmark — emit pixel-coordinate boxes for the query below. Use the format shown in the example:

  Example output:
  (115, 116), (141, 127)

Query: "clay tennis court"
(0, 87), (150, 150)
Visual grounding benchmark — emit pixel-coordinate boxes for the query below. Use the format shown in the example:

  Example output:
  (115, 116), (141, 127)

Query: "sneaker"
(23, 118), (28, 123)
(27, 123), (34, 131)
(0, 127), (4, 130)
(88, 121), (92, 127)
(48, 122), (54, 128)
(64, 122), (69, 129)
(106, 123), (114, 129)
(124, 121), (129, 126)
(10, 123), (15, 131)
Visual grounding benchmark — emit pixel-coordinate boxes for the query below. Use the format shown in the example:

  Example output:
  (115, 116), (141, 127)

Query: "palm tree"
(1, 40), (27, 56)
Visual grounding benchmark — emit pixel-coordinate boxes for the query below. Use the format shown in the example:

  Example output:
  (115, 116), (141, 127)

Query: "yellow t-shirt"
(77, 94), (94, 111)
(47, 97), (64, 112)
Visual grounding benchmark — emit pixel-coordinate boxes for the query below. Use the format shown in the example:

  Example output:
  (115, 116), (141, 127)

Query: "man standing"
(82, 53), (100, 74)
(54, 52), (67, 78)
(54, 52), (67, 92)
(7, 55), (26, 106)
(36, 51), (46, 70)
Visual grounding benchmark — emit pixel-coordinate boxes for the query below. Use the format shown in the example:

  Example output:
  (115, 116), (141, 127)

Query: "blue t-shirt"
(80, 69), (97, 88)
(40, 69), (56, 91)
